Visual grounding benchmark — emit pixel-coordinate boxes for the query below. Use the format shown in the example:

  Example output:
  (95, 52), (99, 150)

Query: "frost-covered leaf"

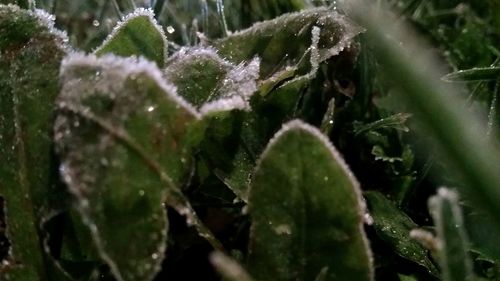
(95, 8), (168, 67)
(212, 7), (363, 79)
(429, 188), (474, 281)
(248, 120), (373, 281)
(442, 67), (500, 82)
(0, 4), (68, 279)
(364, 191), (439, 276)
(54, 53), (221, 281)
(164, 47), (260, 114)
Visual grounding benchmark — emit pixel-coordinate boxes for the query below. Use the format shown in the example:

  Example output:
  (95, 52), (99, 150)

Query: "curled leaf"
(212, 7), (363, 79)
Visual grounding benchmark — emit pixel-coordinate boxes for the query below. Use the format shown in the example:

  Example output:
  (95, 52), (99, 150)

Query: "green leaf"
(428, 188), (474, 281)
(54, 53), (221, 281)
(95, 8), (168, 67)
(248, 120), (373, 281)
(0, 4), (67, 280)
(164, 47), (260, 111)
(442, 67), (500, 82)
(364, 191), (439, 276)
(212, 7), (362, 79)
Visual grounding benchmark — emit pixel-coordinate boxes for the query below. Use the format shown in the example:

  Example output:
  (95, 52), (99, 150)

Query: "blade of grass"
(345, 1), (500, 227)
(442, 67), (500, 82)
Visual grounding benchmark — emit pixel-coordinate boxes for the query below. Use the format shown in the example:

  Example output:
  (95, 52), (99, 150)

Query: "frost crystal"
(164, 47), (260, 115)
(59, 52), (198, 118)
(94, 7), (168, 63)
(2, 4), (70, 50)
(201, 57), (260, 115)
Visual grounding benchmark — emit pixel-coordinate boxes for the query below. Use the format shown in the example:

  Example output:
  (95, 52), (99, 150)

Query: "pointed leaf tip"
(95, 8), (168, 67)
(248, 119), (373, 281)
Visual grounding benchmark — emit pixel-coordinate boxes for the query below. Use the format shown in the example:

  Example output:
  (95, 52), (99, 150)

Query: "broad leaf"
(212, 7), (363, 79)
(429, 188), (474, 281)
(364, 191), (438, 276)
(95, 8), (168, 67)
(164, 47), (260, 112)
(54, 53), (216, 281)
(248, 120), (373, 281)
(0, 5), (67, 280)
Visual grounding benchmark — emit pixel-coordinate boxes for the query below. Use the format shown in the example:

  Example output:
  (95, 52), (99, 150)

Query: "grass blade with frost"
(429, 188), (474, 281)
(442, 67), (500, 82)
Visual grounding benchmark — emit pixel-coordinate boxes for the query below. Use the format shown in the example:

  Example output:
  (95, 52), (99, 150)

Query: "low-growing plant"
(0, 0), (499, 281)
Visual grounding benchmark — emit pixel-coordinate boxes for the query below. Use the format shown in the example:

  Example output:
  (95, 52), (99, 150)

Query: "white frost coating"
(200, 57), (260, 115)
(93, 7), (169, 64)
(258, 119), (374, 278)
(199, 95), (248, 115)
(60, 52), (200, 118)
(310, 25), (321, 72)
(282, 11), (364, 88)
(167, 46), (233, 69)
(2, 4), (70, 50)
(33, 9), (70, 49)
(222, 57), (260, 99)
(318, 10), (365, 59)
